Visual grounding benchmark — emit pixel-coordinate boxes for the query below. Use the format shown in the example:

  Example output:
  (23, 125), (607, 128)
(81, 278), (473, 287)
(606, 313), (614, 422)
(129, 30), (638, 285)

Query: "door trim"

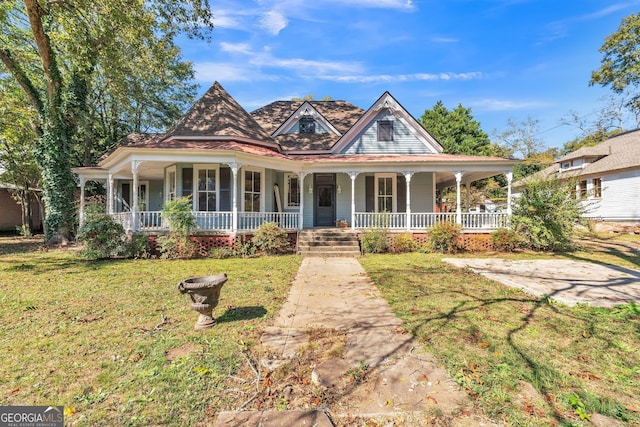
(313, 173), (336, 227)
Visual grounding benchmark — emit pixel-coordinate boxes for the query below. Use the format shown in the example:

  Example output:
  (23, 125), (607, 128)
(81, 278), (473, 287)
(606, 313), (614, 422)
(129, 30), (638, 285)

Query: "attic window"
(377, 120), (393, 141)
(299, 118), (315, 134)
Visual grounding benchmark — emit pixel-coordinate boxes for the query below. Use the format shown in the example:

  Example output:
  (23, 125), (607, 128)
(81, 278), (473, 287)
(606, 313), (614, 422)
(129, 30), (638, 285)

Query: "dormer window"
(299, 118), (315, 134)
(560, 160), (573, 170)
(378, 120), (393, 141)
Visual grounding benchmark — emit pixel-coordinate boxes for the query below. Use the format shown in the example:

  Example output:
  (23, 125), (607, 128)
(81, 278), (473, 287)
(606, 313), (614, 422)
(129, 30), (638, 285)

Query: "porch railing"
(238, 212), (299, 230)
(355, 212), (509, 231)
(110, 211), (507, 232)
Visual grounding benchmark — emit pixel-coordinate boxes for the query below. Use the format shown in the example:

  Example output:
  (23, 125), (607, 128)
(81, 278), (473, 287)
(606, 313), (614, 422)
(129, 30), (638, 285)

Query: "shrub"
(427, 222), (461, 254)
(209, 247), (232, 259)
(511, 177), (584, 251)
(251, 222), (290, 255)
(391, 232), (418, 253)
(126, 234), (152, 259)
(162, 196), (197, 235)
(156, 233), (197, 259)
(359, 228), (388, 254)
(491, 228), (522, 252)
(233, 236), (256, 258)
(77, 214), (128, 260)
(158, 197), (198, 259)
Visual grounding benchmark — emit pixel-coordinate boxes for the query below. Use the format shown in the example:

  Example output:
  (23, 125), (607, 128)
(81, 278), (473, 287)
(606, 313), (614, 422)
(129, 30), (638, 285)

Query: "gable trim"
(271, 102), (342, 138)
(331, 92), (444, 154)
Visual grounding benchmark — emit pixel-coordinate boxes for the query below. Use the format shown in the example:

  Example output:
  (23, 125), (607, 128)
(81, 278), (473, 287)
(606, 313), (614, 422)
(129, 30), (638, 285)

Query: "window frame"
(194, 164), (219, 212)
(165, 165), (177, 202)
(284, 173), (300, 208)
(299, 117), (316, 134)
(374, 173), (396, 212)
(592, 177), (602, 198)
(241, 166), (265, 213)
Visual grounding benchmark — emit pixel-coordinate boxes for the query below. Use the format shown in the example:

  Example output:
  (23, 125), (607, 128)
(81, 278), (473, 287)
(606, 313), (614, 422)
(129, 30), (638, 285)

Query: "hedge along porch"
(73, 82), (518, 235)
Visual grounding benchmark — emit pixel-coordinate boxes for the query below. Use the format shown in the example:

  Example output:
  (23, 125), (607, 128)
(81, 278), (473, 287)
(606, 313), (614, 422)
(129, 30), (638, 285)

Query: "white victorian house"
(73, 82), (518, 235)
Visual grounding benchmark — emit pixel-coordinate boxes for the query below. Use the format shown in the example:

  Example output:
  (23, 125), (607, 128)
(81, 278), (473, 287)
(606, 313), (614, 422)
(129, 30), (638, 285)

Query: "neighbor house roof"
(515, 128), (640, 186)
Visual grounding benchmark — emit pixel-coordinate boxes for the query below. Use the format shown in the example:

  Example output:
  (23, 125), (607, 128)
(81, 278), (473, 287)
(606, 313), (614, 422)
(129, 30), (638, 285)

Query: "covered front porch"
(75, 158), (514, 234)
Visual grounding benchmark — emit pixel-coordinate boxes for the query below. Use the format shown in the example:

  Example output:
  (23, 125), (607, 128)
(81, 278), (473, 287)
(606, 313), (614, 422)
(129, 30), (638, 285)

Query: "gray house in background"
(515, 129), (640, 230)
(73, 82), (517, 234)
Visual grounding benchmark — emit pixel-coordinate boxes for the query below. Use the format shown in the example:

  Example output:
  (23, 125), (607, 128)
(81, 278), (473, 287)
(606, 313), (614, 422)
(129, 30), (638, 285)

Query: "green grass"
(359, 251), (640, 426)
(0, 239), (300, 426)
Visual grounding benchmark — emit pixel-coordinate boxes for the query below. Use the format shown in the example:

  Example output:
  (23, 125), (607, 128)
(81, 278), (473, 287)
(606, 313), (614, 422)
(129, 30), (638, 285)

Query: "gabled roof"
(514, 128), (640, 186)
(162, 82), (274, 142)
(251, 100), (364, 151)
(331, 91), (443, 154)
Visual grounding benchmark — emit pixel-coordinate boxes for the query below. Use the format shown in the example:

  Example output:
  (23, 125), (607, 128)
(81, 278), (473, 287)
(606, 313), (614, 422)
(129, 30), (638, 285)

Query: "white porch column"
(229, 163), (239, 232)
(506, 170), (513, 215)
(107, 174), (114, 214)
(79, 177), (86, 227)
(404, 172), (414, 231)
(455, 171), (463, 225)
(298, 172), (308, 230)
(349, 171), (358, 230)
(131, 161), (140, 231)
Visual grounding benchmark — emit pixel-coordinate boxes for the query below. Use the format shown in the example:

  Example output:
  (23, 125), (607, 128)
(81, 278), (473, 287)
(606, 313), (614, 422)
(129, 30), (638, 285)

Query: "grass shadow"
(217, 306), (267, 323)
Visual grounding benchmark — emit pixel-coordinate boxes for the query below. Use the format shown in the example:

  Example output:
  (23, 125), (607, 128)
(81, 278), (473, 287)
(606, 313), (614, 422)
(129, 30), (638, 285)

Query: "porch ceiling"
(115, 161), (175, 180)
(435, 170), (506, 190)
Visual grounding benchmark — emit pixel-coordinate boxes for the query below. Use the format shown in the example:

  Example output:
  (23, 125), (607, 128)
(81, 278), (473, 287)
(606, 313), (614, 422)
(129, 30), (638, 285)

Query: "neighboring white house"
(73, 82), (518, 234)
(515, 129), (640, 229)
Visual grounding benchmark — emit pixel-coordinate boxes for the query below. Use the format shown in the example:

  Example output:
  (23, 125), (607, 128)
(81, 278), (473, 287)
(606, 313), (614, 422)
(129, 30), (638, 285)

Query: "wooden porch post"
(349, 171), (358, 230)
(298, 172), (307, 230)
(404, 172), (413, 231)
(506, 170), (513, 215)
(455, 171), (463, 225)
(229, 163), (239, 232)
(107, 173), (114, 214)
(131, 161), (140, 231)
(79, 177), (86, 228)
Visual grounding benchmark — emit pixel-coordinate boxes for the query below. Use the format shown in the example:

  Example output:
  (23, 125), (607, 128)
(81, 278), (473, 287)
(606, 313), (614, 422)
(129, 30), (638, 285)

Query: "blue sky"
(177, 0), (640, 151)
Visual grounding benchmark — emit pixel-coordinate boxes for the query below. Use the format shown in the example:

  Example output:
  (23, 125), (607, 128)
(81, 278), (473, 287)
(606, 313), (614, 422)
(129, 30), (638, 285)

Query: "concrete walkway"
(215, 257), (491, 426)
(443, 258), (640, 307)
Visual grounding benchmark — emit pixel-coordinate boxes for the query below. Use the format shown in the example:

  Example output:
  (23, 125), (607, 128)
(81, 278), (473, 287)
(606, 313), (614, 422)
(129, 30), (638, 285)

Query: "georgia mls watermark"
(0, 406), (63, 427)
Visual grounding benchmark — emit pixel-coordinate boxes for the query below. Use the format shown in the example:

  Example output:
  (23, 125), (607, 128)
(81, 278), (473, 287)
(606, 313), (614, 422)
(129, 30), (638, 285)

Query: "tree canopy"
(0, 0), (213, 241)
(419, 101), (498, 156)
(591, 13), (640, 95)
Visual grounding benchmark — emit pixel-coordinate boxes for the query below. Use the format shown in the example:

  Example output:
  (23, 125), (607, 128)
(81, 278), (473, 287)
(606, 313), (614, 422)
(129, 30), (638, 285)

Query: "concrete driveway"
(443, 258), (640, 307)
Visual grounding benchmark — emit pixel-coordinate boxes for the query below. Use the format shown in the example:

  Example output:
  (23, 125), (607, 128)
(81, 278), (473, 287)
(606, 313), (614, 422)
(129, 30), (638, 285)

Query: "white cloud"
(256, 56), (364, 74)
(327, 0), (415, 9)
(324, 72), (483, 83)
(219, 42), (253, 55)
(471, 99), (549, 111)
(260, 10), (289, 35)
(211, 10), (244, 29)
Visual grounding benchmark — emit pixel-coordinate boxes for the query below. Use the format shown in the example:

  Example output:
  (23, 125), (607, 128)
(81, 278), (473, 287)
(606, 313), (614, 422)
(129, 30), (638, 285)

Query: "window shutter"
(219, 167), (231, 211)
(397, 174), (406, 213)
(365, 176), (374, 212)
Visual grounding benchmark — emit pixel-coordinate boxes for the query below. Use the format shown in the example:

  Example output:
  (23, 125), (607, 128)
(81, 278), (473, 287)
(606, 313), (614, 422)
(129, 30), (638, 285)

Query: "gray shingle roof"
(162, 82), (274, 142)
(250, 100), (365, 151)
(514, 128), (640, 186)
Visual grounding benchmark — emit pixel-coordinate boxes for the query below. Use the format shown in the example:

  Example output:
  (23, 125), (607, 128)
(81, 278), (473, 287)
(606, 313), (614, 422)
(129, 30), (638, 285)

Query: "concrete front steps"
(297, 228), (361, 258)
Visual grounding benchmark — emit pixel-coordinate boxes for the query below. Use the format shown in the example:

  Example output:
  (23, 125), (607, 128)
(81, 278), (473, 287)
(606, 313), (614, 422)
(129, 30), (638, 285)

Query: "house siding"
(411, 173), (435, 213)
(585, 170), (640, 221)
(342, 111), (434, 155)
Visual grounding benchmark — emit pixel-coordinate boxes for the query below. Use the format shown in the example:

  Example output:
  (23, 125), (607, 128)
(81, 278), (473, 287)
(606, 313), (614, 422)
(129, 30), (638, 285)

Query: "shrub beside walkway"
(215, 257), (497, 426)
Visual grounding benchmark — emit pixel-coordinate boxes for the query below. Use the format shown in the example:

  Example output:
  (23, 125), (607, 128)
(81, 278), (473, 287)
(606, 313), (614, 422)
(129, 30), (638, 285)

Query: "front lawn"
(360, 249), (640, 426)
(0, 237), (301, 426)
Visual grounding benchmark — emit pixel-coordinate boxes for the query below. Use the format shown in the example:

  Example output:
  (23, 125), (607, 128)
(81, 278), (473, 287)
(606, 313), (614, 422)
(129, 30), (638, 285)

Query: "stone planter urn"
(177, 273), (227, 330)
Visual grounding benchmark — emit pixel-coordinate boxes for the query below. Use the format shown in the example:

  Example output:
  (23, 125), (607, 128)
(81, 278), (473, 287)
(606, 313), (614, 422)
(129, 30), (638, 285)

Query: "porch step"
(297, 229), (361, 258)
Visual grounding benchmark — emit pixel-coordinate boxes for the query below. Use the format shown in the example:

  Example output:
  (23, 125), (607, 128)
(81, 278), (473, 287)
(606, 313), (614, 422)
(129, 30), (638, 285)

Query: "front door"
(314, 174), (336, 226)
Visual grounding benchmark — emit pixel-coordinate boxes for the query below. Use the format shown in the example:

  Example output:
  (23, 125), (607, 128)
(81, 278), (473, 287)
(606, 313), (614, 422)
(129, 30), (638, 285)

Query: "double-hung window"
(195, 165), (218, 211)
(375, 173), (396, 212)
(243, 168), (263, 212)
(285, 173), (300, 208)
